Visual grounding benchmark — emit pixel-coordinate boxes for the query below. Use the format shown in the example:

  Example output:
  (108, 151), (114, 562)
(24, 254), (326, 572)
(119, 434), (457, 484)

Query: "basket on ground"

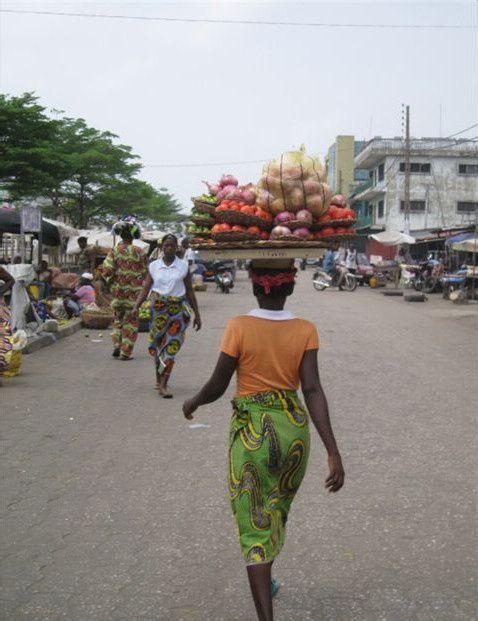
(81, 310), (114, 329)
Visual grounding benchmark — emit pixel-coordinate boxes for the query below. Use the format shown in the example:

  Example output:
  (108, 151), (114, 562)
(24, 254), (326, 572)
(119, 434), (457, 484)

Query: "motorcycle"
(312, 266), (360, 292)
(214, 263), (234, 294)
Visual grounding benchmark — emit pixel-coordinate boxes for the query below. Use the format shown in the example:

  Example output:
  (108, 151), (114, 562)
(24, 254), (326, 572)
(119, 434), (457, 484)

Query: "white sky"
(1, 1), (477, 211)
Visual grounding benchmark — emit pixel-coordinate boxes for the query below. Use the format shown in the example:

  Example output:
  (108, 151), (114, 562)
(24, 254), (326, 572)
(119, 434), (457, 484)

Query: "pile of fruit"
(310, 194), (357, 239)
(188, 146), (358, 246)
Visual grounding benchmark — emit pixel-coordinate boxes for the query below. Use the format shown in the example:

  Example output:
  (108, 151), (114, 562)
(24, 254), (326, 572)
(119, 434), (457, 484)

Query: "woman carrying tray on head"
(182, 259), (344, 621)
(133, 234), (201, 398)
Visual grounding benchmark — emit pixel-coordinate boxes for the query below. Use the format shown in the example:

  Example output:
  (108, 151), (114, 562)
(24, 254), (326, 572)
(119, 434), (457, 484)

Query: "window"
(458, 164), (478, 175)
(399, 162), (431, 173)
(456, 202), (477, 213)
(378, 163), (384, 182)
(400, 200), (426, 212)
(378, 200), (384, 218)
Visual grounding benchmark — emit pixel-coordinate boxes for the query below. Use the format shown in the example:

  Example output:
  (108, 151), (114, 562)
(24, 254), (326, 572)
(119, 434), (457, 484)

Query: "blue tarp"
(445, 232), (475, 246)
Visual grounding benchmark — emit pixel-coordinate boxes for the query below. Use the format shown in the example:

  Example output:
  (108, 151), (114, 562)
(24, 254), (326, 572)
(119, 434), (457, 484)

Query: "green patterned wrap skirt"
(229, 390), (310, 565)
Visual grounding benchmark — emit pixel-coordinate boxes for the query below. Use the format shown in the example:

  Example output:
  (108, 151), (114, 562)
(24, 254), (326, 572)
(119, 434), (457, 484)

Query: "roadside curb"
(23, 318), (83, 354)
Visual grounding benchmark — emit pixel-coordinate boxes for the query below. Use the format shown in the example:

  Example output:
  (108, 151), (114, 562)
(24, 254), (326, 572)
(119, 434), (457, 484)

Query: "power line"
(0, 8), (476, 29)
(445, 123), (478, 138)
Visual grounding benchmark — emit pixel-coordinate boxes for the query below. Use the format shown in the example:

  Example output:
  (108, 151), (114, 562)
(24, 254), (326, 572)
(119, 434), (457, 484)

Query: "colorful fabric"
(0, 301), (13, 374)
(148, 294), (191, 374)
(102, 243), (147, 309)
(75, 285), (96, 305)
(249, 270), (297, 294)
(112, 304), (140, 359)
(229, 390), (310, 564)
(220, 316), (319, 396)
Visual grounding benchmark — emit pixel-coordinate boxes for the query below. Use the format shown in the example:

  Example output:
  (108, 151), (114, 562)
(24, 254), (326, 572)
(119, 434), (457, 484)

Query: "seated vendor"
(64, 273), (96, 318)
(35, 260), (53, 298)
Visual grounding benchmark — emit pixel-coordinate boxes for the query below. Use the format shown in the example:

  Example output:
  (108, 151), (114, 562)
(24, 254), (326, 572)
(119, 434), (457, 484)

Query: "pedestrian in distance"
(182, 259), (344, 621)
(102, 217), (148, 361)
(133, 234), (201, 398)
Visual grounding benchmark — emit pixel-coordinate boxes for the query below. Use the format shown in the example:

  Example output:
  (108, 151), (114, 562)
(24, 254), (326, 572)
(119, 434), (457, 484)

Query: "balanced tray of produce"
(189, 146), (357, 255)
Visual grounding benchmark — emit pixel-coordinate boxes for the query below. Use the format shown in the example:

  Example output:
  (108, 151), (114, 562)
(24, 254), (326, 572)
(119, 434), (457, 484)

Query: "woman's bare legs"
(246, 562), (273, 621)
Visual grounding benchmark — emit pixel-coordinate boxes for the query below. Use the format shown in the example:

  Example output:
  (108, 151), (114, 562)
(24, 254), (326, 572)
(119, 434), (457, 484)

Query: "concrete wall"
(366, 155), (478, 231)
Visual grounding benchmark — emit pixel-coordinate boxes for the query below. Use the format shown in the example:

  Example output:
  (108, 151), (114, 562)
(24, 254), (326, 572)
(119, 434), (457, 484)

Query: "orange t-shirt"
(220, 315), (319, 397)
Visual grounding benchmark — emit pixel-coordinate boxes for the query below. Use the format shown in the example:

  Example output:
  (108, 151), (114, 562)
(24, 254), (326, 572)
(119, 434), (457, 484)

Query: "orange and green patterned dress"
(102, 243), (147, 359)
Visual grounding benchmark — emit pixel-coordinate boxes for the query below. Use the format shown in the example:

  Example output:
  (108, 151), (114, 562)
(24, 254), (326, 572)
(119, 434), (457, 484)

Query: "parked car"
(356, 253), (375, 285)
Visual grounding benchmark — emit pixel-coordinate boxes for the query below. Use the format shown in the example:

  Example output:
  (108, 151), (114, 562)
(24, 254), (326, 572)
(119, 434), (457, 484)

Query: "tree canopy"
(0, 93), (181, 228)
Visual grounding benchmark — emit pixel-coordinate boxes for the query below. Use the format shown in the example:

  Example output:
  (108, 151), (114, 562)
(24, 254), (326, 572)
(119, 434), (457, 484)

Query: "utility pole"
(404, 105), (411, 235)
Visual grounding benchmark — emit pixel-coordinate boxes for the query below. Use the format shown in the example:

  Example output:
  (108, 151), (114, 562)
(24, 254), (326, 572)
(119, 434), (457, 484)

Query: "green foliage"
(0, 92), (180, 228)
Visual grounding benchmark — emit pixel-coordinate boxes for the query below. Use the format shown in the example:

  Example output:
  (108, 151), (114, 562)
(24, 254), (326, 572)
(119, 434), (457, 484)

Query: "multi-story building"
(326, 136), (368, 195)
(352, 137), (478, 235)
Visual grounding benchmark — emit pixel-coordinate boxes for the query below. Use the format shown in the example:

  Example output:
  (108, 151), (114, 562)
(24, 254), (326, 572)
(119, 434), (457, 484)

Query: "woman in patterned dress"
(182, 260), (344, 621)
(102, 217), (148, 361)
(133, 235), (201, 398)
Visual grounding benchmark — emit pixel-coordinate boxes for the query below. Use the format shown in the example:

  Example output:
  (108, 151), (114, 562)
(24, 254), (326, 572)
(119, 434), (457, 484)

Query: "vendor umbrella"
(0, 207), (61, 246)
(369, 230), (416, 246)
(449, 237), (478, 253)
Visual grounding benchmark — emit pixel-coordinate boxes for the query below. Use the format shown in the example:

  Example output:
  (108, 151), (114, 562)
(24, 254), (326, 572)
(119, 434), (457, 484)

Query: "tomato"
(336, 227), (349, 235)
(247, 226), (261, 236)
(221, 200), (231, 206)
(343, 208), (356, 220)
(218, 223), (232, 232)
(216, 204), (229, 212)
(211, 224), (222, 233)
(329, 206), (346, 220)
(228, 202), (239, 211)
(231, 225), (247, 233)
(259, 231), (270, 240)
(320, 227), (335, 237)
(263, 211), (273, 222)
(318, 213), (331, 223)
(240, 205), (255, 215)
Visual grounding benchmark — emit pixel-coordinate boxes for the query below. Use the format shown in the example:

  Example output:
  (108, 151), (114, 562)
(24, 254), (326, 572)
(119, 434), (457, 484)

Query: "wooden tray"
(215, 211), (272, 231)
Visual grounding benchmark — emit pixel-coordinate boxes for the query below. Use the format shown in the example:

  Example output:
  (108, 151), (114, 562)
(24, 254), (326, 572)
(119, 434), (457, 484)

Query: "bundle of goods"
(138, 300), (151, 332)
(189, 146), (357, 250)
(81, 303), (115, 329)
(310, 195), (357, 240)
(255, 146), (333, 242)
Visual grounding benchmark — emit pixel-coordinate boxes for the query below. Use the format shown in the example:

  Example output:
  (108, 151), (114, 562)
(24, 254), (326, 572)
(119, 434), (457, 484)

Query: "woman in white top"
(134, 235), (201, 398)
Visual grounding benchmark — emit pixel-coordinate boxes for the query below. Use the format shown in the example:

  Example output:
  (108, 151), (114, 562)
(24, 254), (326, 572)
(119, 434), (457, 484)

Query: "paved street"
(1, 270), (477, 620)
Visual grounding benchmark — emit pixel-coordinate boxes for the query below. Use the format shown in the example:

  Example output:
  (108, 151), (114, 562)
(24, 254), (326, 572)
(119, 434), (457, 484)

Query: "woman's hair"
(250, 266), (297, 299)
(161, 234), (178, 247)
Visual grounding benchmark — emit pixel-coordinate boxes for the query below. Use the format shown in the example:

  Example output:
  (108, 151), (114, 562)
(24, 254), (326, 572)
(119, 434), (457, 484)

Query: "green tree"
(0, 92), (66, 199)
(0, 92), (181, 228)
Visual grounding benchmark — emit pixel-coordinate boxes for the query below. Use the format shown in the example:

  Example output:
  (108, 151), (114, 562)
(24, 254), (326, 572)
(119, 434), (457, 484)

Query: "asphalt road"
(1, 270), (477, 620)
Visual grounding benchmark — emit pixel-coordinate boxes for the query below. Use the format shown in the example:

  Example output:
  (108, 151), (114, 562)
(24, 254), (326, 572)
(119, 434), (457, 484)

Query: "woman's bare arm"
(184, 272), (201, 330)
(299, 349), (345, 492)
(182, 353), (238, 419)
(133, 273), (153, 310)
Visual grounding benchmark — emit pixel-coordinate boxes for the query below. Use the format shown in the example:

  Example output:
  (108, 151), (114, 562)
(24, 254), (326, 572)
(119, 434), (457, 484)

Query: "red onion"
(295, 209), (313, 224)
(219, 174), (238, 188)
(292, 227), (311, 239)
(270, 225), (292, 239)
(274, 211), (294, 226)
(202, 181), (220, 196)
(217, 184), (238, 200)
(241, 189), (256, 204)
(331, 194), (346, 207)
